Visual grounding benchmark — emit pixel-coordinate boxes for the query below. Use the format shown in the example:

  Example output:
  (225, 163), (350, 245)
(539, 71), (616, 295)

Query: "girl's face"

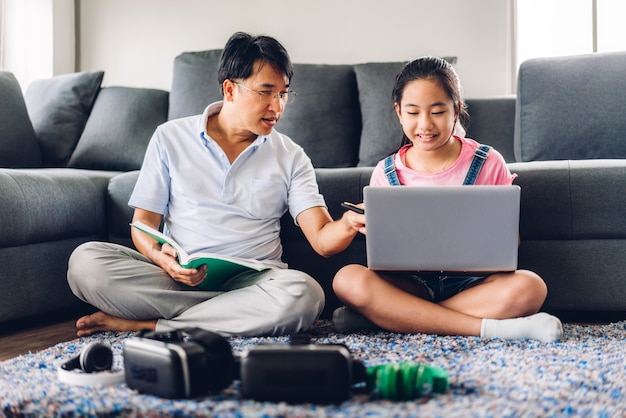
(394, 78), (457, 152)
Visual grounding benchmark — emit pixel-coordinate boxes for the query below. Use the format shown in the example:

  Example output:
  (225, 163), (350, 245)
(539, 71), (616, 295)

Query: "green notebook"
(131, 221), (268, 291)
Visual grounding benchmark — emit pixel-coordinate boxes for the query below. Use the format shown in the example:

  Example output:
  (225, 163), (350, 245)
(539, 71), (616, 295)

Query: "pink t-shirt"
(370, 136), (515, 186)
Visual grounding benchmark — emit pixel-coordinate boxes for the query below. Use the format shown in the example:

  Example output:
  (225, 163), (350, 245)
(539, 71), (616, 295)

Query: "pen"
(341, 202), (364, 214)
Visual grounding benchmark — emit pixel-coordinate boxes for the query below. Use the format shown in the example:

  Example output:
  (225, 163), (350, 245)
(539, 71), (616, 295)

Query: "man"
(67, 32), (364, 337)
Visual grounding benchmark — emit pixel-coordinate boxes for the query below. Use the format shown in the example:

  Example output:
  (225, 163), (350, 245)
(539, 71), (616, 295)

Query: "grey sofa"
(1, 50), (625, 326)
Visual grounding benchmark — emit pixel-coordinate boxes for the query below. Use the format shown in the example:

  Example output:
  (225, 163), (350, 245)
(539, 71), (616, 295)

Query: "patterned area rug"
(1, 320), (626, 417)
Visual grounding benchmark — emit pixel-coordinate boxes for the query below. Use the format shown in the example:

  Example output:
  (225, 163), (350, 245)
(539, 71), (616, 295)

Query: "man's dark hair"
(218, 32), (293, 93)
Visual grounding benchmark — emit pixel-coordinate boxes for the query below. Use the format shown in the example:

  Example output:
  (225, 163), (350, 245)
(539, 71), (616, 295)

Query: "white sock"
(480, 312), (563, 342)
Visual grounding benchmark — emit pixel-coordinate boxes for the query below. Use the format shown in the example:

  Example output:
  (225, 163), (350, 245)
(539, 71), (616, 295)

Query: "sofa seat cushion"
(0, 168), (118, 247)
(68, 87), (169, 171)
(515, 51), (626, 161)
(107, 170), (141, 247)
(519, 239), (626, 311)
(24, 71), (104, 167)
(0, 71), (41, 168)
(279, 167), (373, 242)
(510, 159), (626, 240)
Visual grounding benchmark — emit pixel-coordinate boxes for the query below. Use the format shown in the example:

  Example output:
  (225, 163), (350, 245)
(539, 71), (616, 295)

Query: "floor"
(0, 310), (83, 361)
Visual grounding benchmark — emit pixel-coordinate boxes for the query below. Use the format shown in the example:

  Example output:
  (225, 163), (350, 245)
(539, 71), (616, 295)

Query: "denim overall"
(380, 144), (493, 302)
(382, 144), (492, 186)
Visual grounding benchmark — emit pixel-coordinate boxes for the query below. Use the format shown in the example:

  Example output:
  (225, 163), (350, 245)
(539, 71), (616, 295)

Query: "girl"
(332, 57), (562, 342)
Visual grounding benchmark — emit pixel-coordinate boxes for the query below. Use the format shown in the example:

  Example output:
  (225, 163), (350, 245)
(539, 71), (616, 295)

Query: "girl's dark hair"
(218, 32), (293, 94)
(392, 56), (470, 148)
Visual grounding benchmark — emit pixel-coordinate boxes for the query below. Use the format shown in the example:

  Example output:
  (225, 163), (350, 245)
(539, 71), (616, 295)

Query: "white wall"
(1, 0), (74, 90)
(78, 0), (514, 98)
(52, 0), (75, 75)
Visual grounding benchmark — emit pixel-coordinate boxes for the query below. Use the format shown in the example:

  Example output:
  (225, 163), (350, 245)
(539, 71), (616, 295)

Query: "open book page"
(130, 221), (188, 259)
(130, 221), (268, 290)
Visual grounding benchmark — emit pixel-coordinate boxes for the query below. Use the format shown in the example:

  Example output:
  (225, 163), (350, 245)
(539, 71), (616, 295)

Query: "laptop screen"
(363, 185), (520, 273)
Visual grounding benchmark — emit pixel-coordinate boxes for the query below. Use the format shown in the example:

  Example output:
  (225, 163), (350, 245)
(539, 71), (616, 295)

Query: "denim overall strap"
(383, 154), (401, 186)
(462, 144), (492, 185)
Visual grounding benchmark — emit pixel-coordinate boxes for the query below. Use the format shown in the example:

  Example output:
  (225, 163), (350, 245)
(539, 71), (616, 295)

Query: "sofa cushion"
(515, 51), (626, 161)
(0, 168), (116, 247)
(567, 159), (626, 237)
(276, 64), (361, 168)
(169, 49), (223, 120)
(24, 71), (104, 167)
(509, 159), (626, 240)
(354, 57), (460, 167)
(465, 97), (516, 163)
(108, 170), (140, 248)
(68, 87), (169, 171)
(354, 62), (406, 167)
(508, 160), (573, 240)
(0, 71), (41, 168)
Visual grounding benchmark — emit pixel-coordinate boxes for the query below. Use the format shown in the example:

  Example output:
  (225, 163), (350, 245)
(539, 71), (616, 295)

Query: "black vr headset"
(123, 328), (234, 399)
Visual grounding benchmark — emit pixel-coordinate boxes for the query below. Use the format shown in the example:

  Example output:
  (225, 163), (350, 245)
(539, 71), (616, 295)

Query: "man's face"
(228, 61), (291, 137)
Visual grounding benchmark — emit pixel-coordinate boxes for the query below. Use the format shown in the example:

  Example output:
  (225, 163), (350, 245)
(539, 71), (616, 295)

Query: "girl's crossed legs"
(332, 264), (562, 342)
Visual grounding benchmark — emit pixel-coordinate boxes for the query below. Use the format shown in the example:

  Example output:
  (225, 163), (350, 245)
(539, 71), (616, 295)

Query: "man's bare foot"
(75, 311), (157, 337)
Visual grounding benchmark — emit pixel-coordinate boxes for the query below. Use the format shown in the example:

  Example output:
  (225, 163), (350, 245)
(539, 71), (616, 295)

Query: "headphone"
(366, 362), (449, 400)
(57, 342), (125, 386)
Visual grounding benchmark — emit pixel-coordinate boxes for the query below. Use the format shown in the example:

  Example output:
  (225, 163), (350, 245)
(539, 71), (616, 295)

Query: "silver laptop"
(364, 185), (520, 273)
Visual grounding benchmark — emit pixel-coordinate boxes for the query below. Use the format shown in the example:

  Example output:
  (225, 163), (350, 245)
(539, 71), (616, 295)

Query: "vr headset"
(123, 328), (235, 398)
(122, 328), (449, 403)
(239, 333), (365, 404)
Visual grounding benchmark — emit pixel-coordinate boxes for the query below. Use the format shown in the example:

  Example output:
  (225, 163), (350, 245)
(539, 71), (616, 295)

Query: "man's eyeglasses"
(233, 82), (296, 104)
